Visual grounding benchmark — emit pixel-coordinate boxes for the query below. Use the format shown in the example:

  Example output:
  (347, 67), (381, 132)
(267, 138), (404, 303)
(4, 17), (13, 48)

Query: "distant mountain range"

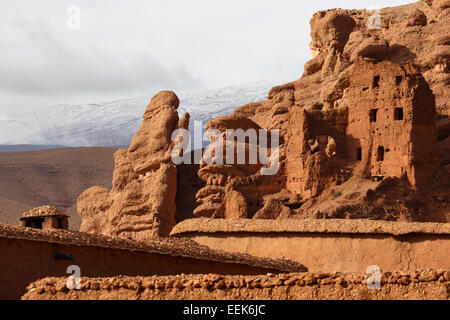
(0, 145), (67, 152)
(0, 81), (275, 149)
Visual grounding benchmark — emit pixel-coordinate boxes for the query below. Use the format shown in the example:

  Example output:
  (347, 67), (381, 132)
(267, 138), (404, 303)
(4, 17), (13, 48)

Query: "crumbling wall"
(286, 107), (348, 199)
(22, 271), (450, 300)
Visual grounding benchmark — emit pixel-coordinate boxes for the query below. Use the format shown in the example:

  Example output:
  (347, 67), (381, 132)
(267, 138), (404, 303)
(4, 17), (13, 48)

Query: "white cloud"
(0, 0), (414, 113)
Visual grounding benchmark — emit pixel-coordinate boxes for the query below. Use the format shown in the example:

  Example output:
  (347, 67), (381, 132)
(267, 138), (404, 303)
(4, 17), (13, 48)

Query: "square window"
(395, 76), (402, 85)
(394, 107), (403, 120)
(26, 218), (44, 229)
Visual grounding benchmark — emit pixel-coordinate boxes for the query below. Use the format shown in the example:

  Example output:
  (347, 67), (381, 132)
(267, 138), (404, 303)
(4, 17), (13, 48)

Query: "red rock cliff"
(77, 91), (189, 240)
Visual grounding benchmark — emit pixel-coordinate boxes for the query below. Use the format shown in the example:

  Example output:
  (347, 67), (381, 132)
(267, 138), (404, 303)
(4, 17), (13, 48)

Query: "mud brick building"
(286, 60), (439, 201)
(346, 60), (439, 186)
(19, 206), (69, 231)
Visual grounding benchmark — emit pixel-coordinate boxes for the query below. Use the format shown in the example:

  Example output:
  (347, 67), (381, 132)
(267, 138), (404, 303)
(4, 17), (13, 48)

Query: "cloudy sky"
(0, 0), (413, 115)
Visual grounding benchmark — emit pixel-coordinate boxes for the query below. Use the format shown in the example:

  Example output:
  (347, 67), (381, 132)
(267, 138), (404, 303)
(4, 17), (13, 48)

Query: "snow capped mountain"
(0, 81), (275, 148)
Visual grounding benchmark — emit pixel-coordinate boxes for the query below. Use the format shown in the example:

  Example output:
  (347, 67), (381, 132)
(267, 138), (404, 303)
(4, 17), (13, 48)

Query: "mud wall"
(171, 219), (450, 273)
(285, 107), (349, 198)
(0, 237), (285, 300)
(23, 271), (450, 300)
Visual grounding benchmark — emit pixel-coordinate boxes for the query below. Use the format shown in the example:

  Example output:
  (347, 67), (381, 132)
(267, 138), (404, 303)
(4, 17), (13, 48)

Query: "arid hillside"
(0, 147), (115, 230)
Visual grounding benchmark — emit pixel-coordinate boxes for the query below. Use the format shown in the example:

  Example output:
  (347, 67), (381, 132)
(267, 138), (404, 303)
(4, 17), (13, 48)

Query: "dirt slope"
(0, 147), (115, 230)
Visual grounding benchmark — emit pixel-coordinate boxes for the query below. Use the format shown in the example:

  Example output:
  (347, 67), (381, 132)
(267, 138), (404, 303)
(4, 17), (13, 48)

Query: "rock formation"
(191, 0), (450, 222)
(192, 114), (284, 219)
(78, 0), (450, 241)
(78, 91), (189, 240)
(194, 58), (447, 222)
(305, 0), (450, 117)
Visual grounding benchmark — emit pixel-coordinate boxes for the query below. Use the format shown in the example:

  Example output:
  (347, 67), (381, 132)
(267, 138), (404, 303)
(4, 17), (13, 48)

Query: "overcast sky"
(0, 0), (413, 115)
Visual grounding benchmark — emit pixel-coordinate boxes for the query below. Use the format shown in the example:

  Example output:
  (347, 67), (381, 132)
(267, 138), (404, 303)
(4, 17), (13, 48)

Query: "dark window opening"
(395, 76), (402, 85)
(57, 218), (63, 229)
(377, 146), (385, 161)
(370, 109), (378, 122)
(394, 107), (404, 120)
(357, 148), (362, 161)
(373, 75), (380, 88)
(26, 218), (44, 229)
(286, 202), (303, 210)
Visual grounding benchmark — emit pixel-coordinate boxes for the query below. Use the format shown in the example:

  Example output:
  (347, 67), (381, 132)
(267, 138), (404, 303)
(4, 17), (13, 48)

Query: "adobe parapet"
(171, 218), (450, 273)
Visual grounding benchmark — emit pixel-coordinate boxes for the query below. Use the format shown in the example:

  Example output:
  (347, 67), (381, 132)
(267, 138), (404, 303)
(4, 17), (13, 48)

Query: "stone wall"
(22, 271), (450, 300)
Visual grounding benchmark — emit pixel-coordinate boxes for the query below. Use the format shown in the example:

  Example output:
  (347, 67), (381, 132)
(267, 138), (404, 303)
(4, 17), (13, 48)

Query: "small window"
(377, 146), (385, 161)
(57, 218), (63, 229)
(370, 109), (378, 122)
(26, 218), (44, 229)
(394, 107), (403, 120)
(356, 148), (362, 161)
(33, 220), (43, 229)
(373, 75), (380, 88)
(395, 76), (402, 86)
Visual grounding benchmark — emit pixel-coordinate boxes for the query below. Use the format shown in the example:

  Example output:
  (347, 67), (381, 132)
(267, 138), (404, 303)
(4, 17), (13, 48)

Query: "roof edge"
(171, 218), (450, 237)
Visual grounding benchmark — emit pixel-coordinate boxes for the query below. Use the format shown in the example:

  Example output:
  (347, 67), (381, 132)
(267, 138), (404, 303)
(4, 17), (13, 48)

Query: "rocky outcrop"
(192, 113), (284, 219)
(406, 9), (428, 26)
(274, 0), (450, 118)
(306, 1), (450, 116)
(78, 91), (189, 240)
(191, 1), (449, 222)
(78, 1), (449, 231)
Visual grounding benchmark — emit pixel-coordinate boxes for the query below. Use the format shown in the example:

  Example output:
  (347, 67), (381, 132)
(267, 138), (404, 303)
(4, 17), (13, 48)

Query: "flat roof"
(22, 206), (68, 219)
